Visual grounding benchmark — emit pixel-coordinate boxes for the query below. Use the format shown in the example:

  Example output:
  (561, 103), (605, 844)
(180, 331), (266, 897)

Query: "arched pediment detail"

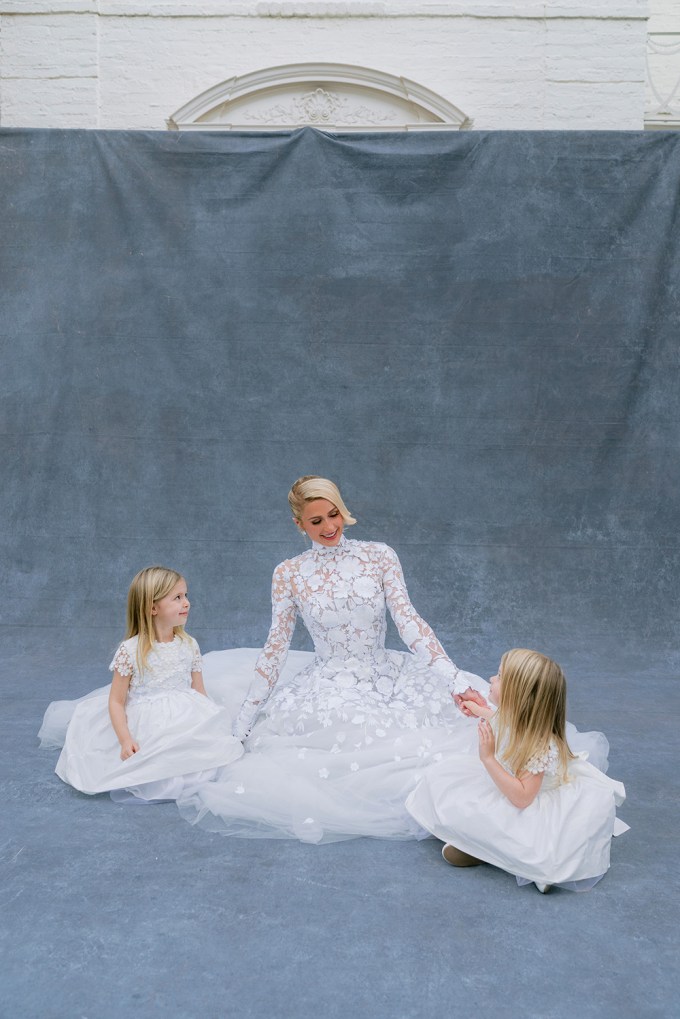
(168, 63), (471, 131)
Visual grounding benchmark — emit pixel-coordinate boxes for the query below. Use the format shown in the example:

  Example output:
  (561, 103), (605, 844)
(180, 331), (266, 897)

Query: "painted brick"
(545, 20), (647, 83)
(544, 81), (646, 128)
(0, 14), (98, 78)
(0, 8), (649, 129)
(1, 75), (98, 125)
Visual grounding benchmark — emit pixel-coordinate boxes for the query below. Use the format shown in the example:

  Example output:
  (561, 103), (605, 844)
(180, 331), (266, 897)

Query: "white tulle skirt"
(405, 752), (626, 889)
(41, 686), (243, 803)
(174, 649), (611, 844)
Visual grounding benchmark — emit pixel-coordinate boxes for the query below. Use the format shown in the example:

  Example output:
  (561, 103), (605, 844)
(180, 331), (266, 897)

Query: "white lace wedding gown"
(176, 537), (609, 843)
(40, 635), (243, 803)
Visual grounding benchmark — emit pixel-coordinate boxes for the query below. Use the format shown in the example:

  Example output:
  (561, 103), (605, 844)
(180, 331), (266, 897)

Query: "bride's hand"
(461, 699), (494, 720)
(233, 698), (261, 741)
(232, 722), (250, 741)
(453, 687), (488, 716)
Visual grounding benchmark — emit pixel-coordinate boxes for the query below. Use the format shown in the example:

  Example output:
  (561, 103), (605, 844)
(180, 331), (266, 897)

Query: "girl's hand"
(120, 738), (140, 761)
(454, 688), (488, 716)
(478, 719), (495, 762)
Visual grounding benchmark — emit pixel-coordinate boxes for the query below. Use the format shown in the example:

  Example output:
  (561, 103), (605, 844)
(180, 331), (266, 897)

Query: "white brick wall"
(0, 1), (651, 129)
(0, 11), (99, 126)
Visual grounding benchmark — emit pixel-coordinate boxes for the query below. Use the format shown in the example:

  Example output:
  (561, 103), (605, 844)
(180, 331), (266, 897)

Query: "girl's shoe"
(441, 844), (481, 867)
(535, 882), (552, 894)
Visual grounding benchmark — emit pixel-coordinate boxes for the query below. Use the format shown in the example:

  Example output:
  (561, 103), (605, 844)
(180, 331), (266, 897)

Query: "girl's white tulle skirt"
(406, 752), (626, 889)
(41, 685), (243, 803)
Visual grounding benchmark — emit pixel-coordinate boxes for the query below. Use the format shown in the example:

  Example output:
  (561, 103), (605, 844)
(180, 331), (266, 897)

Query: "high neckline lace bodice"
(311, 535), (349, 555)
(260, 539), (459, 676)
(234, 539), (465, 738)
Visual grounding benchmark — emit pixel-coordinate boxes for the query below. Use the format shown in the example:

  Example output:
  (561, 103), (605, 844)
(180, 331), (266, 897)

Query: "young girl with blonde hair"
(406, 648), (626, 892)
(44, 567), (242, 804)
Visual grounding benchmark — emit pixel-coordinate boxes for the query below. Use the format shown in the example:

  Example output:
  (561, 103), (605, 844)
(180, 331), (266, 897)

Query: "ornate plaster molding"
(168, 62), (471, 131)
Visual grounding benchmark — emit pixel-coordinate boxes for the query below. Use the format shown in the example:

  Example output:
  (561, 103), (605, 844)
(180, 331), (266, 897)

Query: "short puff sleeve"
(190, 637), (203, 673)
(109, 643), (134, 677)
(525, 742), (559, 776)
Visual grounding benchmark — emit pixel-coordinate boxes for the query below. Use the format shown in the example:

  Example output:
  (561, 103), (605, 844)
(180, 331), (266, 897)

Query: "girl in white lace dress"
(177, 478), (607, 843)
(406, 648), (626, 892)
(42, 567), (242, 804)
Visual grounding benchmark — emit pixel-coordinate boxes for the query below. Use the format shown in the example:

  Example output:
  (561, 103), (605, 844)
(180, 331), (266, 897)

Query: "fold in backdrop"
(1, 128), (678, 683)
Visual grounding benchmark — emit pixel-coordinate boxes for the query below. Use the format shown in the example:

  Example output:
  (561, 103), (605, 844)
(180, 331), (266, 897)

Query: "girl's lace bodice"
(236, 537), (463, 733)
(492, 721), (562, 787)
(110, 634), (202, 701)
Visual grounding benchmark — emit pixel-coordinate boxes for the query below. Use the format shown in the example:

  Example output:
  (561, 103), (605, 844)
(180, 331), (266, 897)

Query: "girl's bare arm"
(191, 670), (208, 696)
(477, 719), (543, 809)
(108, 670), (139, 759)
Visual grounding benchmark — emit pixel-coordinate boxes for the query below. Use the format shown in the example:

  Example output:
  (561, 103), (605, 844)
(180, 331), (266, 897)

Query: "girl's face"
(297, 499), (344, 546)
(489, 664), (502, 706)
(152, 578), (190, 633)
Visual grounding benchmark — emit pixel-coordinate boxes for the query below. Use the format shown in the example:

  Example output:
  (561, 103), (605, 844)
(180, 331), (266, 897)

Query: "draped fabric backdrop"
(2, 128), (679, 688)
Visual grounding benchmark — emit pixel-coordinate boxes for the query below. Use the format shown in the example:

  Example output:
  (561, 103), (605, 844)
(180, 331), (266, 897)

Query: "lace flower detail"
(109, 636), (201, 696)
(525, 741), (560, 775)
(190, 638), (203, 673)
(239, 537), (464, 725)
(110, 644), (134, 677)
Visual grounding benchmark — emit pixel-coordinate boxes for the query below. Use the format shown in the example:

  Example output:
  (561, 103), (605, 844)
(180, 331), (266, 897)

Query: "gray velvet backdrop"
(2, 127), (679, 688)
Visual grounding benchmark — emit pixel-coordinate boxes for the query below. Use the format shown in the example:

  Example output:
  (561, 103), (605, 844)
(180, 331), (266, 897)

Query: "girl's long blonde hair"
(288, 475), (357, 526)
(125, 566), (188, 671)
(494, 648), (574, 780)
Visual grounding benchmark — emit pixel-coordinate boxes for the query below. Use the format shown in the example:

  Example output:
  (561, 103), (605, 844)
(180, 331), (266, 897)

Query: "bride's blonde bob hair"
(125, 566), (188, 671)
(494, 648), (575, 781)
(288, 475), (357, 526)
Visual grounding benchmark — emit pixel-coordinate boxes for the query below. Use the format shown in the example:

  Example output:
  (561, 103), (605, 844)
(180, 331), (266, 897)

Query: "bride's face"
(297, 499), (344, 546)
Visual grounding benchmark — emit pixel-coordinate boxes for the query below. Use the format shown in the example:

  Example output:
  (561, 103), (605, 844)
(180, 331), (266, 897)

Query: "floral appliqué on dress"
(234, 537), (464, 739)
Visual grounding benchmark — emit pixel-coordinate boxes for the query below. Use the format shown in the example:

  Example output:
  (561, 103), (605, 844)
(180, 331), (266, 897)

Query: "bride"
(176, 476), (497, 843)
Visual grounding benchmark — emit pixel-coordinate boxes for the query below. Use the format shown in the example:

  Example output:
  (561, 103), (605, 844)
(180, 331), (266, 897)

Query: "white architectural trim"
(644, 115), (680, 129)
(0, 2), (647, 18)
(168, 63), (471, 131)
(645, 32), (680, 130)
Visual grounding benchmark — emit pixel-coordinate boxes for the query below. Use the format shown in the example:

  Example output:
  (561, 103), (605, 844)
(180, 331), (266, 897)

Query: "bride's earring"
(293, 519), (308, 542)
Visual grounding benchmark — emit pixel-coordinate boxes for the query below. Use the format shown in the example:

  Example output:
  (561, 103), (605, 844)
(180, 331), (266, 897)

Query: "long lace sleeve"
(233, 561), (297, 739)
(381, 545), (465, 694)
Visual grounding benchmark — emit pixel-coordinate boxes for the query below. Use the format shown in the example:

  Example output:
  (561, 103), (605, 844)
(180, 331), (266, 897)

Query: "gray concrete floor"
(2, 642), (677, 1019)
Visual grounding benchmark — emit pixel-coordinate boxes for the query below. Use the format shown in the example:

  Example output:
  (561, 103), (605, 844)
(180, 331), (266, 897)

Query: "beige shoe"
(535, 882), (553, 894)
(441, 843), (482, 867)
